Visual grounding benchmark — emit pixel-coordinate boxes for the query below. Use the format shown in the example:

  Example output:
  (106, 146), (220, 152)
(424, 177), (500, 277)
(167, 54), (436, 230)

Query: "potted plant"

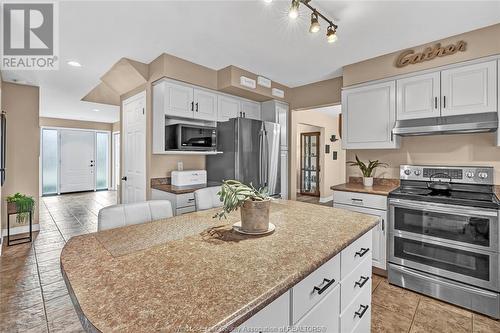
(214, 180), (271, 233)
(347, 156), (388, 187)
(6, 193), (35, 224)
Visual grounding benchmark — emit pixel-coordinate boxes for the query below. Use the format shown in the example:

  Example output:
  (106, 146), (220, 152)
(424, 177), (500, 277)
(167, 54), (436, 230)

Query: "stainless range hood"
(392, 112), (498, 136)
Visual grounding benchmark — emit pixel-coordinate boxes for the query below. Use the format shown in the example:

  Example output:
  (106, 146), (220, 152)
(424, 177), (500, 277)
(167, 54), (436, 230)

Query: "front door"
(122, 91), (146, 204)
(60, 130), (95, 193)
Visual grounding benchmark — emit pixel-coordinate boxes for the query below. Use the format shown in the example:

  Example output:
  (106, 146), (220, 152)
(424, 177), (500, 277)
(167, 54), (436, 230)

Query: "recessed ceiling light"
(67, 61), (82, 67)
(92, 109), (100, 112)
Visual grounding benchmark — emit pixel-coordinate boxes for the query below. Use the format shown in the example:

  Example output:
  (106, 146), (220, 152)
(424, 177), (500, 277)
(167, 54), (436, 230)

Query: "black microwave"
(165, 124), (217, 151)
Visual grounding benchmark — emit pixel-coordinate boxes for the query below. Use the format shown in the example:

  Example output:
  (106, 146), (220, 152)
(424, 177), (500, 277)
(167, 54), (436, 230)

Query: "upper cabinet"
(241, 100), (261, 120)
(193, 88), (218, 121)
(218, 95), (240, 121)
(397, 72), (440, 120)
(162, 81), (194, 119)
(261, 100), (289, 149)
(441, 61), (497, 116)
(342, 81), (399, 149)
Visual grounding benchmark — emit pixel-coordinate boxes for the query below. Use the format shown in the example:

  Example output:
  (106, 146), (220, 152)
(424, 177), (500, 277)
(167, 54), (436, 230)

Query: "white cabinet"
(261, 100), (289, 149)
(238, 229), (373, 333)
(193, 88), (217, 121)
(151, 189), (196, 216)
(218, 95), (240, 122)
(441, 60), (497, 116)
(241, 100), (261, 120)
(333, 192), (387, 271)
(397, 72), (441, 120)
(342, 81), (399, 149)
(164, 81), (195, 118)
(280, 150), (288, 199)
(237, 291), (290, 331)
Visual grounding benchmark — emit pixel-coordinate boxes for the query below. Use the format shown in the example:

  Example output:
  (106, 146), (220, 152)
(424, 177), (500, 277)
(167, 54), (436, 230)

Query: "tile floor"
(371, 274), (500, 333)
(1, 191), (500, 333)
(0, 191), (117, 333)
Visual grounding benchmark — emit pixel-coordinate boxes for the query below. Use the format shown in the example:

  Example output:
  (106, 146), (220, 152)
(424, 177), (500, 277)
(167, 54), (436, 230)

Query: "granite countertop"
(495, 186), (500, 200)
(61, 200), (379, 333)
(331, 177), (400, 196)
(151, 183), (206, 194)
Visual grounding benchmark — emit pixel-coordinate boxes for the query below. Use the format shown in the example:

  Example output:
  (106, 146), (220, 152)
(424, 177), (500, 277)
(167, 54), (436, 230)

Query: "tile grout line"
(408, 296), (422, 333)
(33, 244), (51, 333)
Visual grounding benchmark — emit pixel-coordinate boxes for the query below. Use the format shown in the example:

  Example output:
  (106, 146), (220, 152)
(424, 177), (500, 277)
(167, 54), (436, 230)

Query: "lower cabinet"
(236, 230), (373, 333)
(333, 191), (387, 271)
(151, 189), (196, 216)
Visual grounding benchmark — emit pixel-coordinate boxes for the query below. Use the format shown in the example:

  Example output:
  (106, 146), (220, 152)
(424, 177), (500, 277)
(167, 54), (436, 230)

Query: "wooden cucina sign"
(396, 40), (467, 68)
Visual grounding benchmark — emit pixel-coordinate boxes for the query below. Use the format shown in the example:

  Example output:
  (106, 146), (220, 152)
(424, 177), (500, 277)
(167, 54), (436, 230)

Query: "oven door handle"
(389, 199), (498, 218)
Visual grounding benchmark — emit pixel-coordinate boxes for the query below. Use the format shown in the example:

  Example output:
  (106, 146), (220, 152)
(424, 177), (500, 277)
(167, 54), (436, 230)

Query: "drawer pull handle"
(188, 198), (195, 202)
(354, 276), (369, 288)
(355, 304), (369, 319)
(313, 278), (335, 295)
(355, 248), (369, 258)
(351, 198), (363, 202)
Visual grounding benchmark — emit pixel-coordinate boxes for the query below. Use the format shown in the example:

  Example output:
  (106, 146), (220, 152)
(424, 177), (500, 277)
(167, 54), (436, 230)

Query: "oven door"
(389, 199), (498, 252)
(390, 231), (499, 291)
(389, 199), (499, 291)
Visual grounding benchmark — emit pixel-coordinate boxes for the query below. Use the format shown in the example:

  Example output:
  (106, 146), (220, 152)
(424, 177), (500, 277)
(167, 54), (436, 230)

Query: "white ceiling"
(2, 1), (500, 123)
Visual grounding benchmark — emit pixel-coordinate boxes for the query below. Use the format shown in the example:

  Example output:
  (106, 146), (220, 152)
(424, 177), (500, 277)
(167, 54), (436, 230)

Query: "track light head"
(326, 25), (338, 43)
(289, 0), (300, 19)
(309, 11), (320, 33)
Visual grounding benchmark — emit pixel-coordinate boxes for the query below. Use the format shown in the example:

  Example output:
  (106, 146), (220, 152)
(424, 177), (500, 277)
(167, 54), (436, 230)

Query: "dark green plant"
(214, 180), (269, 220)
(347, 155), (388, 177)
(6, 193), (35, 224)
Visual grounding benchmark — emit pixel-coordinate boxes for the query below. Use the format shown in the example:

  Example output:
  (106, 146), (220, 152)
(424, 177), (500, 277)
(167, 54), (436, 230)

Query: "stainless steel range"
(388, 165), (500, 318)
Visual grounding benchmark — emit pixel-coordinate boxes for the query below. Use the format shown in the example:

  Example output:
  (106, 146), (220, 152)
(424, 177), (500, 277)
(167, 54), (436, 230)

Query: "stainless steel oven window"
(393, 236), (490, 281)
(389, 199), (498, 252)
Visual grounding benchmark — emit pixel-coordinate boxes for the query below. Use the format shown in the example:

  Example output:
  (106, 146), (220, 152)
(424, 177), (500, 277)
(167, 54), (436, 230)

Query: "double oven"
(388, 165), (500, 318)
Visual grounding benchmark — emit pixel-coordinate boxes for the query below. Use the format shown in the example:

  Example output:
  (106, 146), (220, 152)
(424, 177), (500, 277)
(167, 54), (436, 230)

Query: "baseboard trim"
(319, 195), (333, 203)
(2, 223), (40, 237)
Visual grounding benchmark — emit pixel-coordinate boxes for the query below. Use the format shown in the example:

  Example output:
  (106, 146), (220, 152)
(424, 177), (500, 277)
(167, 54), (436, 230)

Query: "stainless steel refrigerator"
(206, 118), (281, 197)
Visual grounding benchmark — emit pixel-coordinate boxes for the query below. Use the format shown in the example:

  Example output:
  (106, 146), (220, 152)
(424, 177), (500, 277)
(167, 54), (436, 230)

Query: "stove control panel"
(400, 165), (494, 185)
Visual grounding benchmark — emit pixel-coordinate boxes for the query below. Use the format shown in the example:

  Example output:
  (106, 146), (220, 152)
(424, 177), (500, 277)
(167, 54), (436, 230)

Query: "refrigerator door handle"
(258, 130), (263, 186)
(264, 130), (269, 187)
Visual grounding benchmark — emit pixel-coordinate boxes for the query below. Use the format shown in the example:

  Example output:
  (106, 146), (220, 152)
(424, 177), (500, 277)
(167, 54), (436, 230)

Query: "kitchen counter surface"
(151, 183), (206, 194)
(61, 200), (378, 333)
(331, 177), (400, 196)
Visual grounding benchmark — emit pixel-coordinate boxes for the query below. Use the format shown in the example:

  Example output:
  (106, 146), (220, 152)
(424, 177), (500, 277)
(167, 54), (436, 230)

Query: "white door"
(217, 95), (240, 121)
(193, 88), (217, 121)
(397, 72), (441, 120)
(241, 100), (262, 120)
(342, 81), (398, 149)
(165, 81), (194, 119)
(60, 130), (95, 193)
(441, 60), (497, 116)
(122, 91), (147, 204)
(113, 132), (120, 190)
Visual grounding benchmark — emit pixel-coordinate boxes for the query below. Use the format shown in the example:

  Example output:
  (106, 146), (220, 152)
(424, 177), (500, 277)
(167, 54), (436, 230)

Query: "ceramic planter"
(240, 199), (271, 233)
(7, 202), (18, 214)
(363, 177), (374, 187)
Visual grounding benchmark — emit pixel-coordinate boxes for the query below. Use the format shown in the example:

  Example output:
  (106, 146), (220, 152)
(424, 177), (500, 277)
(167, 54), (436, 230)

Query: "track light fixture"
(289, 0), (300, 19)
(289, 0), (338, 43)
(309, 11), (320, 33)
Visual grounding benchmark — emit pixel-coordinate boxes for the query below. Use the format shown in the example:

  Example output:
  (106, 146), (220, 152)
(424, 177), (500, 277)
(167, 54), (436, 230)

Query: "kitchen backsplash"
(347, 132), (500, 184)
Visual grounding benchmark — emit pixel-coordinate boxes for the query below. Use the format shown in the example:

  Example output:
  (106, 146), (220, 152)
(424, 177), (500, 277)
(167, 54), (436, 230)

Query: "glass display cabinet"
(300, 132), (320, 196)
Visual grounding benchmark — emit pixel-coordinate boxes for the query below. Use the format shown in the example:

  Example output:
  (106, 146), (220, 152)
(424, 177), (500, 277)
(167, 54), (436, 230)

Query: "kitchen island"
(61, 200), (379, 333)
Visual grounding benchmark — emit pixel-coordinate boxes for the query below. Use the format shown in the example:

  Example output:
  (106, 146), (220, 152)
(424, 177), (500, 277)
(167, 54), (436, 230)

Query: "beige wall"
(1, 82), (40, 229)
(290, 77), (343, 110)
(347, 133), (500, 184)
(39, 117), (113, 131)
(290, 109), (345, 201)
(343, 23), (500, 87)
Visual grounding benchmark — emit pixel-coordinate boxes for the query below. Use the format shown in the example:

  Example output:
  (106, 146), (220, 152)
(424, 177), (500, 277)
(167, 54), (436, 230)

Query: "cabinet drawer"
(176, 206), (195, 215)
(341, 231), (372, 279)
(176, 193), (196, 208)
(294, 284), (340, 332)
(333, 191), (387, 210)
(340, 283), (371, 333)
(341, 256), (372, 310)
(238, 291), (290, 331)
(292, 254), (340, 323)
